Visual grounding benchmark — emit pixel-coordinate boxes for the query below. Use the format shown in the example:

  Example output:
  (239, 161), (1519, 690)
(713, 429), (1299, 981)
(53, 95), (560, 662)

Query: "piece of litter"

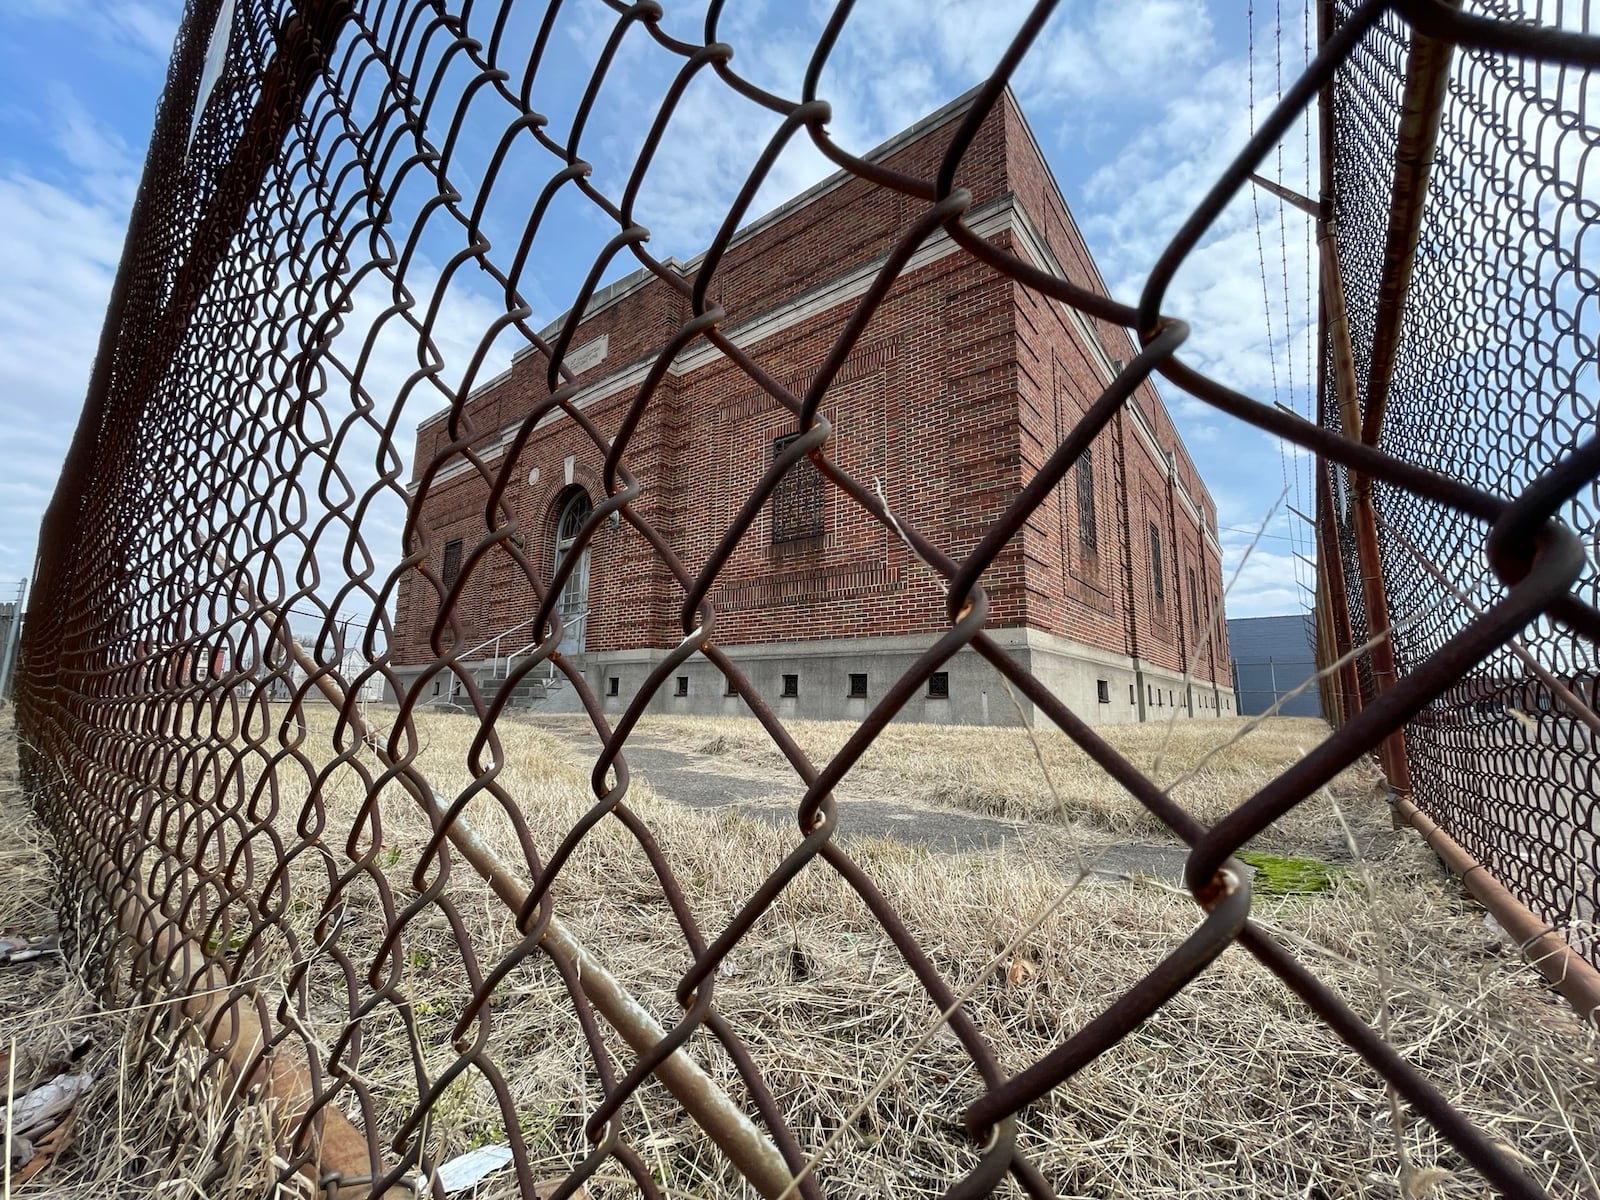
(435, 1143), (515, 1193)
(0, 933), (60, 967)
(2, 1071), (94, 1142)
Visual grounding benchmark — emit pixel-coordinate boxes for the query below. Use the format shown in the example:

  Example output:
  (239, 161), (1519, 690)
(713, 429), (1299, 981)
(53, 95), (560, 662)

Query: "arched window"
(553, 490), (591, 653)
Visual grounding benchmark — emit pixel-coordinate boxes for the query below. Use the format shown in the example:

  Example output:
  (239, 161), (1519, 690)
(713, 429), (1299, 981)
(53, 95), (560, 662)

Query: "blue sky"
(0, 0), (1320, 620)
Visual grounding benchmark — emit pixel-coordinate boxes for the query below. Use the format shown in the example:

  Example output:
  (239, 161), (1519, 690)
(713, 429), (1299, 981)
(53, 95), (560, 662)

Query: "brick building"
(392, 89), (1235, 726)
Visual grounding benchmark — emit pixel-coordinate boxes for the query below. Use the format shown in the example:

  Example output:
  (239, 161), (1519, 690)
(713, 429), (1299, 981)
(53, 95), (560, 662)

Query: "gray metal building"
(1226, 613), (1323, 719)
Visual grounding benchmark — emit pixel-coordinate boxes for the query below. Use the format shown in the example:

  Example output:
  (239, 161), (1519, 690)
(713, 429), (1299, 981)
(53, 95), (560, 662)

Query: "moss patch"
(1237, 850), (1337, 895)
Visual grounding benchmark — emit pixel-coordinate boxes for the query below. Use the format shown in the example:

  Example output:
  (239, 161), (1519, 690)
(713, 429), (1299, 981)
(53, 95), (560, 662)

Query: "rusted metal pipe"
(256, 594), (797, 1199)
(1361, 2), (1461, 446)
(1309, 135), (1360, 730)
(1391, 795), (1600, 1027)
(1315, 456), (1362, 726)
(1248, 171), (1321, 218)
(115, 881), (405, 1199)
(1319, 224), (1414, 792)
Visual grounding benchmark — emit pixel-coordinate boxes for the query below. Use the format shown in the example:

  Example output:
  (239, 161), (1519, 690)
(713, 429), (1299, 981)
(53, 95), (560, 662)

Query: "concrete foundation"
(391, 627), (1235, 727)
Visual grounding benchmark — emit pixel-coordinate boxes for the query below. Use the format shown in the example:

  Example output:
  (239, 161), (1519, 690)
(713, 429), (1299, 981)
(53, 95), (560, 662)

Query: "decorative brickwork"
(394, 90), (1232, 721)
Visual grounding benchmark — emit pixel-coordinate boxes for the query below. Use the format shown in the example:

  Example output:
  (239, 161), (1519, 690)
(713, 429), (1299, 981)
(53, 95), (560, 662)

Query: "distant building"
(1227, 614), (1322, 719)
(392, 89), (1234, 726)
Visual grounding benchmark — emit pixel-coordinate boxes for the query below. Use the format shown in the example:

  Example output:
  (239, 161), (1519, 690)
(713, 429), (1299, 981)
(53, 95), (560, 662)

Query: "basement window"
(1097, 680), (1110, 704)
(781, 673), (799, 698)
(724, 675), (739, 696)
(1129, 684), (1135, 704)
(607, 677), (619, 697)
(928, 671), (950, 699)
(675, 675), (689, 697)
(848, 673), (868, 699)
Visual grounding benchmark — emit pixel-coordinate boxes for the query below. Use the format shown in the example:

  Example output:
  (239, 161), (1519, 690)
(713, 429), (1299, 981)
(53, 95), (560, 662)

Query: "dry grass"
(0, 715), (285, 1200)
(7, 703), (1600, 1198)
(648, 713), (1384, 859)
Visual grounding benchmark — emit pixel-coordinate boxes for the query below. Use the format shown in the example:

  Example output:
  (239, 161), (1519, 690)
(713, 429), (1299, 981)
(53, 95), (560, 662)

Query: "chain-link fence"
(15, 1), (1600, 1198)
(1318, 0), (1600, 977)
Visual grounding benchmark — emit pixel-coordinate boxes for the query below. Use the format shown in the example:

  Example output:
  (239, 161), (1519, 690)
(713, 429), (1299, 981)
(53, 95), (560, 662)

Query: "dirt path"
(516, 715), (1194, 883)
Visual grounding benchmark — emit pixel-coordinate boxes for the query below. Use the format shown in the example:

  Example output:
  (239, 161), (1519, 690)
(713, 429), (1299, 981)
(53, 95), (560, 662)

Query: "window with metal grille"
(848, 673), (868, 698)
(1076, 450), (1097, 553)
(927, 671), (949, 698)
(1148, 522), (1164, 602)
(675, 675), (689, 697)
(1097, 679), (1110, 704)
(770, 432), (824, 543)
(781, 673), (799, 698)
(1187, 566), (1201, 636)
(441, 537), (463, 589)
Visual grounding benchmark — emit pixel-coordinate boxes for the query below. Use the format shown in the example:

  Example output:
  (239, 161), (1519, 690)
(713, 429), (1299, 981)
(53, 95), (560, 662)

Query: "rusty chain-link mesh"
(1322, 0), (1600, 972)
(14, 1), (1600, 1198)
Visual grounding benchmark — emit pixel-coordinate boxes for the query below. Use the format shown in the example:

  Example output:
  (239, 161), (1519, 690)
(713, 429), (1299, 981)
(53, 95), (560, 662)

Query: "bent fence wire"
(13, 1), (1600, 1198)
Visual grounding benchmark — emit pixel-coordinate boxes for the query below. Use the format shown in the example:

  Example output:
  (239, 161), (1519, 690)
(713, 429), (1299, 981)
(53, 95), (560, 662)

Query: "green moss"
(1236, 850), (1336, 895)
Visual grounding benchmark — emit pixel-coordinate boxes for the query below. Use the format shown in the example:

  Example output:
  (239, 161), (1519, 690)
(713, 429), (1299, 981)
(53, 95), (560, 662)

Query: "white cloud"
(0, 92), (141, 579)
(11, 0), (178, 62)
(1222, 542), (1311, 620)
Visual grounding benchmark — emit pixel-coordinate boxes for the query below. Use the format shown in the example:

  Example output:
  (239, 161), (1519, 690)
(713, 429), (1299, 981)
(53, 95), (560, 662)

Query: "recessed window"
(675, 675), (689, 697)
(1096, 680), (1110, 704)
(847, 673), (868, 698)
(441, 537), (463, 589)
(1149, 521), (1165, 602)
(724, 675), (739, 696)
(928, 671), (950, 698)
(771, 432), (824, 543)
(1129, 684), (1135, 704)
(1076, 450), (1098, 553)
(1187, 566), (1201, 636)
(781, 673), (799, 698)
(432, 681), (441, 696)
(606, 676), (619, 697)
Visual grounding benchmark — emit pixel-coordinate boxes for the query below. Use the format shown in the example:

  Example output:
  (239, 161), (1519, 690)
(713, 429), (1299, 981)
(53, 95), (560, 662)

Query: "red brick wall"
(1000, 93), (1230, 686)
(393, 91), (1232, 692)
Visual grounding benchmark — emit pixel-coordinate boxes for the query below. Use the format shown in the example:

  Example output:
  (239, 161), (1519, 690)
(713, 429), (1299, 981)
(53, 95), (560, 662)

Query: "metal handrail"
(459, 612), (542, 663)
(499, 608), (586, 678)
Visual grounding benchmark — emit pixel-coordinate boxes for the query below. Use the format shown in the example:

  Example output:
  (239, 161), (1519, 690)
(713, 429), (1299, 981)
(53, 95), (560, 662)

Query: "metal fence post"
(0, 578), (25, 704)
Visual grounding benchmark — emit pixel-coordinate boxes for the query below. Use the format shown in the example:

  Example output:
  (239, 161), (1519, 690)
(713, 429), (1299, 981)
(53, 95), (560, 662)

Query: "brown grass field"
(3, 706), (1598, 1199)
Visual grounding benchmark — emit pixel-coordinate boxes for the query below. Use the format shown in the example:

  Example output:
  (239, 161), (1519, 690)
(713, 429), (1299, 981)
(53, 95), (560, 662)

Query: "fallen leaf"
(1006, 958), (1038, 988)
(12, 1110), (77, 1185)
(1402, 1166), (1454, 1198)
